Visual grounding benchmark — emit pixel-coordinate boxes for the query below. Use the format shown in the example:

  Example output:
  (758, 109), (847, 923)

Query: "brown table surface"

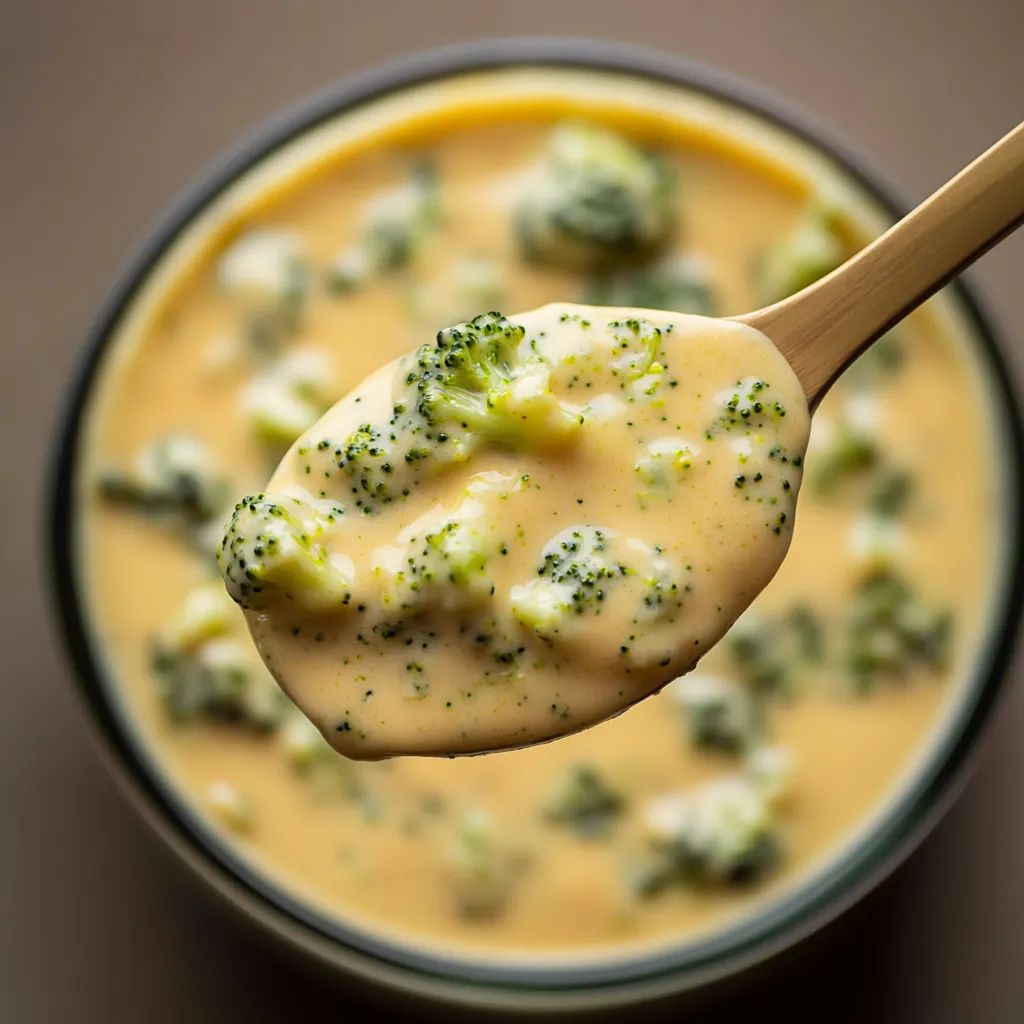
(4, 1), (1024, 1020)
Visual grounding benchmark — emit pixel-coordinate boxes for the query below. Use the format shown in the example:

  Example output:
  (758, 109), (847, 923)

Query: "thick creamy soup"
(79, 72), (996, 957)
(225, 305), (808, 757)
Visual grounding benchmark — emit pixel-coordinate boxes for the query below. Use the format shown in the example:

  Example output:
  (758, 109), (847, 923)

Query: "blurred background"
(3, 1), (1023, 1021)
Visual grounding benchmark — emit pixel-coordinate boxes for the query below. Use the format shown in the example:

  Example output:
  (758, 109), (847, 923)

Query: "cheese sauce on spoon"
(218, 302), (809, 758)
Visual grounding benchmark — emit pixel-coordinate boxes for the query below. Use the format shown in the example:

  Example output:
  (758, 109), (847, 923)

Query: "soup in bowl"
(50, 41), (1023, 1011)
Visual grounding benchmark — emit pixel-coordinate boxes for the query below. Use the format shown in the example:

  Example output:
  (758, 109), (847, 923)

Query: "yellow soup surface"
(79, 70), (998, 959)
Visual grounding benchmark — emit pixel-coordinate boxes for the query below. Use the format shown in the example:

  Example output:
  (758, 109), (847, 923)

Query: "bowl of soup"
(48, 38), (1024, 1013)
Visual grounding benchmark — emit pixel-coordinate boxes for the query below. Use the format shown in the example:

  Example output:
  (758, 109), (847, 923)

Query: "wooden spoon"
(734, 120), (1024, 410)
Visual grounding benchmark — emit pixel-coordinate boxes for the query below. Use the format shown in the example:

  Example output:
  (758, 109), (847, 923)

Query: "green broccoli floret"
(866, 466), (914, 518)
(726, 604), (825, 697)
(243, 347), (339, 447)
(512, 525), (685, 638)
(329, 159), (439, 292)
(668, 673), (760, 753)
(812, 424), (879, 495)
(844, 330), (905, 388)
(844, 570), (953, 691)
(516, 122), (675, 271)
(216, 228), (308, 356)
(715, 377), (788, 431)
(320, 312), (581, 517)
(755, 200), (845, 305)
(543, 764), (626, 839)
(639, 776), (781, 889)
(217, 494), (351, 612)
(413, 311), (583, 445)
(98, 435), (228, 528)
(443, 810), (528, 920)
(582, 254), (718, 316)
(151, 632), (288, 731)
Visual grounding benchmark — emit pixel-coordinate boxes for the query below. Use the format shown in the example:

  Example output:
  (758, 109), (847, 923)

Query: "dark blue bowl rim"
(45, 35), (1024, 1001)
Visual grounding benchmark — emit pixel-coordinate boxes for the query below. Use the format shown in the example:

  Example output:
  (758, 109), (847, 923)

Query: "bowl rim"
(45, 34), (1024, 1011)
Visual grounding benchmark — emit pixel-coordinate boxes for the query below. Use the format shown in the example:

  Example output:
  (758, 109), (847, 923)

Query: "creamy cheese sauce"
(235, 306), (808, 757)
(77, 72), (997, 958)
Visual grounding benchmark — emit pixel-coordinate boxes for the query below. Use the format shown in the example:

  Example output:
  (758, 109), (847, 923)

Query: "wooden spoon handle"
(736, 121), (1024, 408)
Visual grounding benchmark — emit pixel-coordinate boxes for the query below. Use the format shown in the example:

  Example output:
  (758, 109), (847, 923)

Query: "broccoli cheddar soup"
(79, 70), (999, 957)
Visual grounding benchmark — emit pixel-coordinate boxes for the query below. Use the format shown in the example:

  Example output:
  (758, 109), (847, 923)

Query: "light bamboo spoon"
(735, 120), (1024, 410)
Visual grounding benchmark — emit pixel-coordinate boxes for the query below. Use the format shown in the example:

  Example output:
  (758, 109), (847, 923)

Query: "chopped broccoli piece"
(641, 776), (781, 886)
(543, 764), (626, 838)
(443, 810), (527, 920)
(726, 604), (824, 697)
(755, 200), (845, 305)
(847, 512), (905, 576)
(98, 435), (228, 528)
(509, 578), (576, 636)
(534, 526), (623, 610)
(812, 423), (879, 495)
(218, 494), (351, 612)
(634, 436), (699, 493)
(414, 311), (583, 445)
(582, 254), (718, 316)
(278, 713), (371, 802)
(216, 228), (308, 356)
(162, 582), (237, 651)
(516, 122), (674, 271)
(746, 746), (795, 808)
(511, 525), (686, 639)
(151, 635), (288, 730)
(788, 604), (825, 662)
(243, 347), (339, 447)
(845, 330), (905, 388)
(315, 312), (582, 517)
(376, 492), (500, 614)
(867, 466), (914, 517)
(668, 673), (759, 753)
(207, 781), (253, 834)
(844, 570), (953, 691)
(217, 228), (307, 305)
(328, 160), (439, 292)
(715, 377), (788, 432)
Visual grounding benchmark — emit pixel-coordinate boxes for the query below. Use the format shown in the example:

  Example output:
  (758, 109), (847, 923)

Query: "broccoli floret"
(151, 633), (288, 730)
(844, 330), (904, 388)
(216, 228), (308, 356)
(207, 780), (253, 833)
(543, 764), (626, 839)
(320, 312), (581, 517)
(243, 347), (339, 447)
(218, 494), (351, 612)
(715, 377), (788, 432)
(726, 604), (824, 697)
(98, 435), (228, 529)
(443, 810), (528, 920)
(413, 311), (583, 445)
(746, 746), (795, 808)
(755, 200), (845, 305)
(511, 525), (685, 639)
(812, 423), (879, 495)
(162, 581), (237, 651)
(634, 436), (699, 493)
(516, 122), (675, 271)
(867, 467), (914, 518)
(329, 160), (439, 292)
(668, 673), (759, 753)
(844, 570), (953, 691)
(641, 776), (781, 887)
(582, 254), (718, 316)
